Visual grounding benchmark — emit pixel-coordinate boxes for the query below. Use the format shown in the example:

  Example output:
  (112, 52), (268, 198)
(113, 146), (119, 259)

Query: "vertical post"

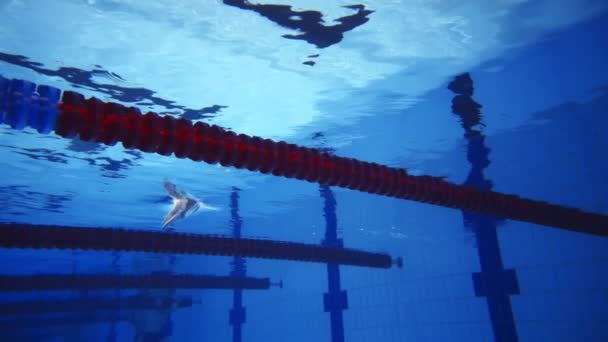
(448, 73), (520, 342)
(229, 188), (246, 342)
(320, 184), (347, 342)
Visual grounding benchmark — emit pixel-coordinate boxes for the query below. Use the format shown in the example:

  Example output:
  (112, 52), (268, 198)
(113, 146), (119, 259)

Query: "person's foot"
(160, 180), (201, 230)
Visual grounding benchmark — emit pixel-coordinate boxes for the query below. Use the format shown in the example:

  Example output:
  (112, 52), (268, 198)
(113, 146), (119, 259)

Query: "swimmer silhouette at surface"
(161, 179), (219, 230)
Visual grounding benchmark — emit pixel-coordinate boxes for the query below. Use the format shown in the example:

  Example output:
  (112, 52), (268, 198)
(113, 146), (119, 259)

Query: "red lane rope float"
(0, 274), (272, 291)
(0, 296), (192, 317)
(51, 91), (608, 236)
(0, 223), (398, 269)
(0, 296), (194, 315)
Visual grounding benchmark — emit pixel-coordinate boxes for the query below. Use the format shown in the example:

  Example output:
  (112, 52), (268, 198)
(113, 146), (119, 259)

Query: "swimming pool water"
(1, 1), (608, 341)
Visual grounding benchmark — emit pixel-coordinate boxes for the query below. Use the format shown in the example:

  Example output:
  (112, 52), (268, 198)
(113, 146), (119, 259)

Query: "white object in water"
(161, 180), (218, 230)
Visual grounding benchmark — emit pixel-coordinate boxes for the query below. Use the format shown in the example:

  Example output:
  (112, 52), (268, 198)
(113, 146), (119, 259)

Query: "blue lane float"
(0, 77), (60, 133)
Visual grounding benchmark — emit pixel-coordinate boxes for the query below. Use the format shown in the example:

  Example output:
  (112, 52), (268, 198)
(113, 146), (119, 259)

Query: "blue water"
(1, 1), (608, 341)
